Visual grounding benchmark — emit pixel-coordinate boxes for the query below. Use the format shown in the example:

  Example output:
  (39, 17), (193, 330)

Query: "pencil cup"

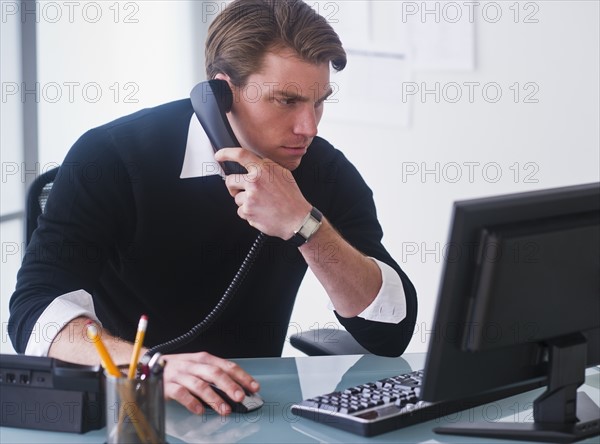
(105, 371), (166, 444)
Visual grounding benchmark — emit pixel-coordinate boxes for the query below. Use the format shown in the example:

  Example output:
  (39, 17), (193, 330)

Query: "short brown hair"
(205, 0), (347, 86)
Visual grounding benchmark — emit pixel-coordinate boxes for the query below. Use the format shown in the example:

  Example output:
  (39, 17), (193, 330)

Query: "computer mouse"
(205, 384), (264, 413)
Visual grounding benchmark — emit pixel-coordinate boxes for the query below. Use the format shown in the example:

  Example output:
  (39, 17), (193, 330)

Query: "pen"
(85, 322), (121, 378)
(148, 352), (166, 377)
(127, 314), (148, 379)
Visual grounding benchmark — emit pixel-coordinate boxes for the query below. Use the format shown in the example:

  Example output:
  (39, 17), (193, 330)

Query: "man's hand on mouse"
(161, 351), (260, 415)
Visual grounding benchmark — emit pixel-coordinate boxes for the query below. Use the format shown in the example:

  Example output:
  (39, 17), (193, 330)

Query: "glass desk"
(1, 353), (599, 443)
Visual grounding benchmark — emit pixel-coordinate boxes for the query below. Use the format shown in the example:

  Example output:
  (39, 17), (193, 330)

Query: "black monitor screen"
(421, 182), (600, 442)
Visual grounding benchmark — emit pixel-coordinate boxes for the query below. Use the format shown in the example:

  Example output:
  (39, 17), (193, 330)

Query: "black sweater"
(9, 99), (417, 357)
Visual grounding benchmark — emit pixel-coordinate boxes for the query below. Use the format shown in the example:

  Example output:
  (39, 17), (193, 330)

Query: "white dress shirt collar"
(180, 115), (224, 179)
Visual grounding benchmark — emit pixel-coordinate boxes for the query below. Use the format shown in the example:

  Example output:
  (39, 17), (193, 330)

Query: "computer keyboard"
(291, 368), (491, 437)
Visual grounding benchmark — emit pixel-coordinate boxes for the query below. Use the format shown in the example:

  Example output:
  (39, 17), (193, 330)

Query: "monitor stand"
(434, 334), (600, 443)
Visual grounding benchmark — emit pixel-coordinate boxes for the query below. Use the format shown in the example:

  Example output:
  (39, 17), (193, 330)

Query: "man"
(9, 0), (417, 416)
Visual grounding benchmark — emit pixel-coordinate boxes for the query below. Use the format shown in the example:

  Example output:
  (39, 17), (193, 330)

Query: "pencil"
(127, 314), (148, 379)
(85, 322), (121, 378)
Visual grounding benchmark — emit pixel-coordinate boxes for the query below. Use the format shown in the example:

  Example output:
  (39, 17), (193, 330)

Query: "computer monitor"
(421, 182), (600, 443)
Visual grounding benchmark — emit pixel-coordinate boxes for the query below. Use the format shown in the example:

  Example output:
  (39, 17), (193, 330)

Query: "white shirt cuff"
(24, 289), (101, 356)
(328, 258), (407, 324)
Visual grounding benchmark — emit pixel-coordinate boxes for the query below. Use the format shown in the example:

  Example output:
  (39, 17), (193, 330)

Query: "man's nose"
(293, 105), (318, 138)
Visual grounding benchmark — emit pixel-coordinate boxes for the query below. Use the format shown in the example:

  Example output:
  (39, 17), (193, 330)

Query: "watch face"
(289, 207), (323, 247)
(299, 217), (320, 239)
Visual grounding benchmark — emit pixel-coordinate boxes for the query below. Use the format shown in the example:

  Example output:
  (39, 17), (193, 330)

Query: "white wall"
(35, 1), (201, 166)
(1, 0), (25, 354)
(284, 0), (600, 355)
(0, 0), (24, 216)
(1, 1), (598, 357)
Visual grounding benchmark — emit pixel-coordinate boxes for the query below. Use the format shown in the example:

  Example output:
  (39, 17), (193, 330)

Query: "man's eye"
(278, 98), (296, 105)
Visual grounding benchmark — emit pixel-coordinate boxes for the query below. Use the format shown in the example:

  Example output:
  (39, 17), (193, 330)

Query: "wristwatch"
(288, 207), (323, 247)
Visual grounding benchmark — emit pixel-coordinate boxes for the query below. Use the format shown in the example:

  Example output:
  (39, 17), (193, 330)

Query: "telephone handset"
(146, 80), (266, 358)
(190, 79), (248, 175)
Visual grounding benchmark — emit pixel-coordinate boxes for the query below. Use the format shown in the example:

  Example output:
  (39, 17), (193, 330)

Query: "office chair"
(24, 166), (368, 356)
(26, 166), (59, 245)
(289, 328), (371, 356)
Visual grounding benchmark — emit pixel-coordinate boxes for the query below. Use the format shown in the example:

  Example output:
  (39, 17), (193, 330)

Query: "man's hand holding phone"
(215, 147), (312, 241)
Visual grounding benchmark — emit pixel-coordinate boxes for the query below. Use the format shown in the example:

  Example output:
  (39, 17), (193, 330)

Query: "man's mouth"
(281, 146), (308, 156)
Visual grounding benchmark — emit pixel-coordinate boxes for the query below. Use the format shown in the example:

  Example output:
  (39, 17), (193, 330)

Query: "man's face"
(221, 47), (332, 171)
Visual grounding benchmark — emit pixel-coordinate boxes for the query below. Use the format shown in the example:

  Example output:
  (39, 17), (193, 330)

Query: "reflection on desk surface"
(296, 354), (413, 401)
(163, 354), (416, 443)
(166, 408), (261, 443)
(2, 355), (599, 444)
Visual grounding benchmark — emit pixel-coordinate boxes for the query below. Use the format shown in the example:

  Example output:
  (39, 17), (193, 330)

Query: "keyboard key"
(299, 399), (320, 409)
(318, 403), (339, 413)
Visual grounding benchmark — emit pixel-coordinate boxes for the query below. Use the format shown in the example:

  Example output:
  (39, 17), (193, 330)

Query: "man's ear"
(213, 73), (230, 82)
(213, 73), (238, 108)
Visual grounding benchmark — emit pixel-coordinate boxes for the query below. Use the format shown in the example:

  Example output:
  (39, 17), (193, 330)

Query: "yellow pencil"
(127, 314), (148, 379)
(86, 322), (121, 377)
